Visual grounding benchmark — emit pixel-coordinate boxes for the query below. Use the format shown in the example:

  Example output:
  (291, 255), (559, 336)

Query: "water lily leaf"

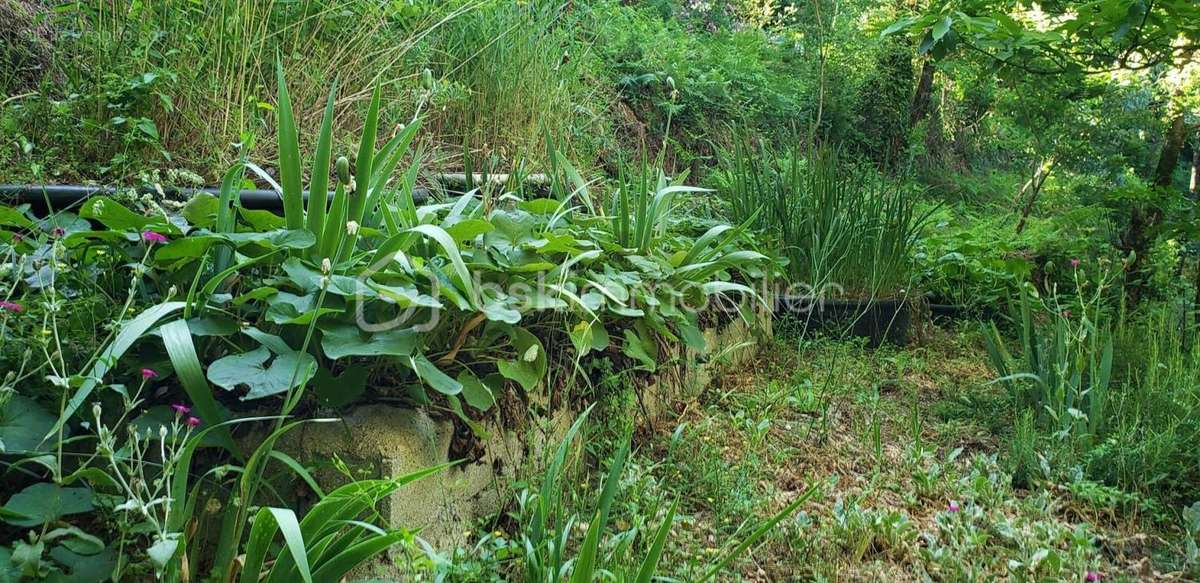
(0, 205), (33, 228)
(0, 395), (55, 454)
(518, 198), (565, 215)
(223, 229), (315, 249)
(444, 218), (494, 241)
(312, 366), (368, 408)
(0, 546), (21, 582)
(44, 526), (104, 555)
(321, 323), (418, 359)
(46, 546), (115, 583)
(458, 370), (496, 411)
(622, 329), (657, 372)
(146, 538), (178, 570)
(530, 234), (580, 254)
(238, 207), (286, 231)
(38, 213), (90, 236)
(409, 354), (461, 396)
(370, 283), (442, 309)
(233, 287), (279, 305)
(482, 300), (521, 324)
(181, 193), (219, 227)
(496, 326), (546, 391)
(570, 321), (610, 356)
(80, 197), (167, 232)
(265, 292), (341, 325)
(2, 483), (94, 527)
(207, 346), (317, 400)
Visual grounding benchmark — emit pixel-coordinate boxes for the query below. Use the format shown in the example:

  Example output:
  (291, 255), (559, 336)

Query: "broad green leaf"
(409, 354), (461, 396)
(321, 324), (418, 360)
(312, 366), (368, 409)
(622, 329), (657, 372)
(2, 483), (93, 527)
(458, 371), (496, 411)
(80, 197), (167, 232)
(46, 547), (115, 583)
(0, 205), (32, 228)
(207, 346), (317, 400)
(496, 326), (547, 391)
(444, 218), (494, 241)
(146, 537), (179, 569)
(0, 395), (55, 454)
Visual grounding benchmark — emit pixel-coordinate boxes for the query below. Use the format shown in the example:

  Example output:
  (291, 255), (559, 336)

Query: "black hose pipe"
(0, 184), (431, 214)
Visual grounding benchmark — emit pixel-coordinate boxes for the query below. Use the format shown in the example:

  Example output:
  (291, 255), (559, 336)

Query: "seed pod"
(336, 156), (351, 184)
(422, 68), (434, 91)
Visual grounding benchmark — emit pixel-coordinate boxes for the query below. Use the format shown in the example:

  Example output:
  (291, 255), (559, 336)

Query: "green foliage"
(586, 0), (809, 162)
(0, 67), (770, 581)
(722, 137), (932, 297)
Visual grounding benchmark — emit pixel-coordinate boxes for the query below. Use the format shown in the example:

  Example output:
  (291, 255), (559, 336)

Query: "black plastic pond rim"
(0, 184), (431, 214)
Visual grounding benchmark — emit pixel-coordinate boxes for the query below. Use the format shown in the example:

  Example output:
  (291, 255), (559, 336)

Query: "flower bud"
(321, 258), (332, 274)
(346, 221), (359, 236)
(336, 156), (351, 184)
(421, 68), (434, 91)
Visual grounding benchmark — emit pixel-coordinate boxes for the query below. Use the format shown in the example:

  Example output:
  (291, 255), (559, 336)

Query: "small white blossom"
(346, 221), (360, 236)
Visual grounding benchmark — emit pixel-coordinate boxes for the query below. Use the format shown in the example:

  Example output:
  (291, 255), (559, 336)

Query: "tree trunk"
(1190, 131), (1199, 197)
(910, 59), (935, 128)
(1015, 157), (1056, 234)
(1121, 92), (1188, 303)
(1153, 112), (1187, 189)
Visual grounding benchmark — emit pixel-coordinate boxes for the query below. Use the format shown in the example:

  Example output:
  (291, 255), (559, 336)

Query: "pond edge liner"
(772, 295), (1001, 345)
(772, 294), (913, 346)
(0, 183), (432, 214)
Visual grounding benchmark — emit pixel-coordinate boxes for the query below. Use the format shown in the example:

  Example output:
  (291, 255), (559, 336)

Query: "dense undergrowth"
(3, 0), (1200, 581)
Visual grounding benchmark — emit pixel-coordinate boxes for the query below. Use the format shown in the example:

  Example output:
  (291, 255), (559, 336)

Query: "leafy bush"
(985, 271), (1200, 505)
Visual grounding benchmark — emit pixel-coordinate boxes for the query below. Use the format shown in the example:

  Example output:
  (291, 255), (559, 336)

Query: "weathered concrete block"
(288, 310), (770, 570)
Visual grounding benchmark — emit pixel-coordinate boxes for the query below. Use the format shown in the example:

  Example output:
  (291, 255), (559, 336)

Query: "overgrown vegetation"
(3, 0), (1200, 580)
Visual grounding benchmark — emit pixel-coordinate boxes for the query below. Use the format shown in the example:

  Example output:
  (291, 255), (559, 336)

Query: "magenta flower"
(0, 301), (22, 313)
(171, 403), (191, 416)
(1071, 258), (1081, 268)
(1085, 571), (1101, 582)
(141, 231), (168, 244)
(51, 227), (65, 238)
(141, 368), (158, 380)
(185, 416), (201, 428)
(946, 500), (960, 512)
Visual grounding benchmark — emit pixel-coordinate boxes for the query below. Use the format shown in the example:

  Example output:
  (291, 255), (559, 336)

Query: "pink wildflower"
(171, 403), (191, 416)
(141, 231), (168, 244)
(185, 416), (201, 428)
(946, 500), (960, 512)
(51, 227), (65, 237)
(141, 368), (158, 380)
(1071, 258), (1081, 268)
(0, 301), (22, 313)
(1085, 571), (1101, 582)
